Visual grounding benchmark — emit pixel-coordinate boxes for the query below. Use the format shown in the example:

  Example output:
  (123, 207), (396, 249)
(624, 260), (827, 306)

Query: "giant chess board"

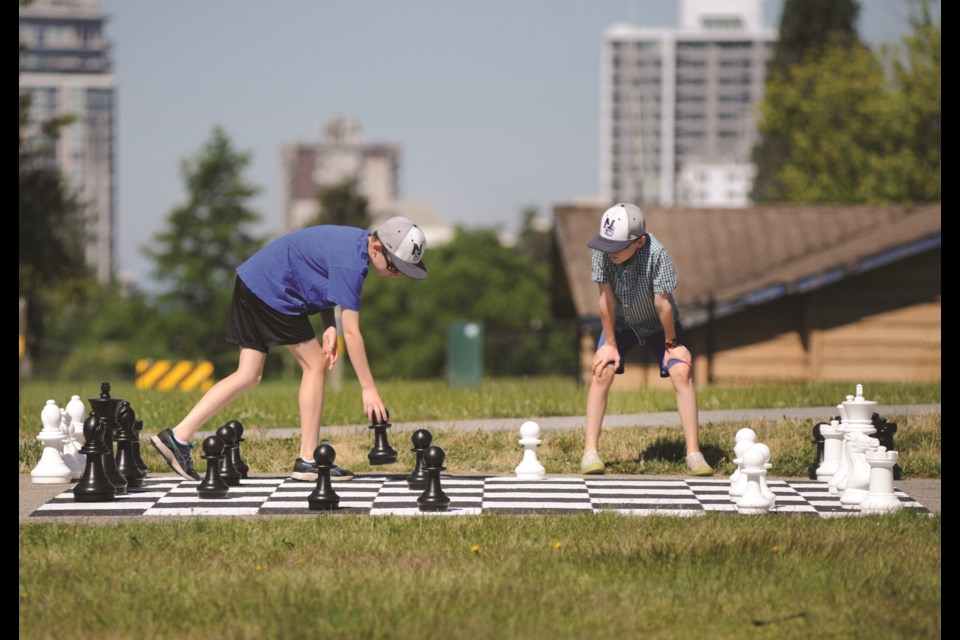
(30, 475), (930, 518)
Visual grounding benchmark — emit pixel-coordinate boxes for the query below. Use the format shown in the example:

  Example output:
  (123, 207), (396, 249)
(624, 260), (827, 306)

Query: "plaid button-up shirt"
(591, 232), (680, 342)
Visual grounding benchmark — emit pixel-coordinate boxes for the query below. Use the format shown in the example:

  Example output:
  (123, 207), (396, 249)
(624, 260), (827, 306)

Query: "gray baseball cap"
(376, 216), (428, 280)
(587, 203), (647, 253)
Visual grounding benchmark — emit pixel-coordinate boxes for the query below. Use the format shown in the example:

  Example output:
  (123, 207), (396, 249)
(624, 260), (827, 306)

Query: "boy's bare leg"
(668, 362), (700, 454)
(172, 348), (266, 441)
(584, 365), (616, 452)
(286, 339), (329, 460)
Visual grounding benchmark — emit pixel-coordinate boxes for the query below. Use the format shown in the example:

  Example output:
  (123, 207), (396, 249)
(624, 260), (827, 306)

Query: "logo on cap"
(410, 241), (423, 261)
(602, 218), (617, 237)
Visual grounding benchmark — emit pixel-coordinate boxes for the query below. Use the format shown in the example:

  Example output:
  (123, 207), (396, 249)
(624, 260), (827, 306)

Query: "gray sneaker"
(150, 428), (200, 480)
(290, 458), (354, 482)
(580, 450), (605, 475)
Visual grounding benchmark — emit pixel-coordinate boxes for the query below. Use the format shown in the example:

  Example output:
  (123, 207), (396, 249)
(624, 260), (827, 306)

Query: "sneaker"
(580, 450), (605, 475)
(290, 458), (354, 482)
(150, 428), (200, 480)
(686, 452), (713, 477)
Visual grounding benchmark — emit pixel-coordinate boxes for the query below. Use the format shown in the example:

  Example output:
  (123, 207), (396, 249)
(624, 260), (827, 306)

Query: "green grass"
(19, 377), (941, 441)
(19, 513), (940, 640)
(19, 378), (941, 477)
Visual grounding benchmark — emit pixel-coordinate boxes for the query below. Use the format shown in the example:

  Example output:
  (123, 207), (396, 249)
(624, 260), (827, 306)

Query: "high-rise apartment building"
(19, 0), (117, 283)
(281, 118), (401, 231)
(601, 0), (775, 207)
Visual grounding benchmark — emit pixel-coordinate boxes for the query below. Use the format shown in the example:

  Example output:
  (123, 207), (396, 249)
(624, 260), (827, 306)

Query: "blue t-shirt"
(236, 226), (369, 315)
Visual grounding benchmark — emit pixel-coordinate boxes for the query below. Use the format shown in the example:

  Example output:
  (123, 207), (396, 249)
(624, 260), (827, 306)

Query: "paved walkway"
(226, 403), (941, 439)
(20, 405), (940, 522)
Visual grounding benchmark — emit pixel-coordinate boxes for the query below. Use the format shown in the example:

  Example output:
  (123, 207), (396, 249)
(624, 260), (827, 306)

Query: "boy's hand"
(362, 388), (388, 424)
(593, 344), (621, 377)
(663, 344), (692, 368)
(321, 326), (339, 370)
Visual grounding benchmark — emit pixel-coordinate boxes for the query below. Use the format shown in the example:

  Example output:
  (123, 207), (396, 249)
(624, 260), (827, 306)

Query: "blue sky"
(100, 0), (921, 285)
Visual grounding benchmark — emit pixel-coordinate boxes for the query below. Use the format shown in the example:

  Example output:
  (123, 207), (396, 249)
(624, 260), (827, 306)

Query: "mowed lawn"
(20, 378), (941, 639)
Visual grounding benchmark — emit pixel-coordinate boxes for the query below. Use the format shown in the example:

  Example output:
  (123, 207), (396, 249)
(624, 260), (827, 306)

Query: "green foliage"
(357, 227), (577, 379)
(19, 90), (90, 369)
(752, 0), (861, 202)
(884, 0), (941, 202)
(310, 178), (372, 229)
(145, 126), (264, 357)
(754, 1), (941, 204)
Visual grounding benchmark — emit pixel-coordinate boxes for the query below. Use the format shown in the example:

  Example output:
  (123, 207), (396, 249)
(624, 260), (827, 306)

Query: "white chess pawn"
(752, 442), (777, 504)
(514, 421), (545, 480)
(828, 404), (851, 495)
(65, 394), (87, 475)
(860, 447), (903, 514)
(817, 419), (843, 482)
(59, 407), (83, 480)
(729, 427), (757, 487)
(31, 400), (73, 484)
(736, 446), (773, 514)
(729, 435), (756, 498)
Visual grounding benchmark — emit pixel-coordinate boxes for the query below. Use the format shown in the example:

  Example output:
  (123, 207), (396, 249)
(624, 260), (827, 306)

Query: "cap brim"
(587, 235), (635, 253)
(385, 248), (428, 280)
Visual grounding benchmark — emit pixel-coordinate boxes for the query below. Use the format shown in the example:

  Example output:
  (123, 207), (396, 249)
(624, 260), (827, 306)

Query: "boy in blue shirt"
(150, 216), (427, 482)
(581, 203), (712, 476)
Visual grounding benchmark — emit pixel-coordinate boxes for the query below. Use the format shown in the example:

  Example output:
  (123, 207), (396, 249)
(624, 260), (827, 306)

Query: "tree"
(886, 0), (941, 202)
(19, 89), (91, 371)
(357, 227), (577, 379)
(753, 0), (940, 205)
(751, 0), (862, 202)
(145, 126), (263, 357)
(516, 205), (553, 265)
(757, 38), (899, 203)
(310, 178), (372, 229)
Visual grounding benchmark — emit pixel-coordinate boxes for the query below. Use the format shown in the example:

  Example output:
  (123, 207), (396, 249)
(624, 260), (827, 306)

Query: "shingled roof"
(553, 203), (941, 326)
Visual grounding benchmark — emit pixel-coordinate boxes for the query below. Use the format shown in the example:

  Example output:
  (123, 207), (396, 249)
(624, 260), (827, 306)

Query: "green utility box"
(446, 321), (483, 388)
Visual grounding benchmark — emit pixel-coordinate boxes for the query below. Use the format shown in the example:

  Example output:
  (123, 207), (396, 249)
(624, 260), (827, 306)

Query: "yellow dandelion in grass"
(771, 545), (781, 553)
(255, 564), (264, 571)
(553, 541), (563, 550)
(470, 544), (481, 554)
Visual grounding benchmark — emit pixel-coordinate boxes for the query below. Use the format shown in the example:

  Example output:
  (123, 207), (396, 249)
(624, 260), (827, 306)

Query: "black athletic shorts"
(225, 276), (315, 353)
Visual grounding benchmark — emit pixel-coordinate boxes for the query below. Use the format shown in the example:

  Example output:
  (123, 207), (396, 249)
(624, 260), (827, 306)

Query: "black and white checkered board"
(30, 475), (930, 518)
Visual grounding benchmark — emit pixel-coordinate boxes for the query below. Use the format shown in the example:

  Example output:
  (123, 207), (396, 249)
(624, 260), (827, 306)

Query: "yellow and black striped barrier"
(136, 359), (215, 391)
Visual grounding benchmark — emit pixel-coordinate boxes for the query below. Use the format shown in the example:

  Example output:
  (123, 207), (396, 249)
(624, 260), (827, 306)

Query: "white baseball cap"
(587, 203), (647, 253)
(376, 216), (428, 280)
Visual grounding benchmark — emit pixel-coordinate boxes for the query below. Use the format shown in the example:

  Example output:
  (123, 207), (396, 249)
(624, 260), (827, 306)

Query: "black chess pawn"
(197, 436), (230, 499)
(367, 409), (398, 465)
(808, 422), (827, 480)
(132, 419), (149, 475)
(307, 443), (341, 511)
(72, 412), (116, 502)
(88, 382), (127, 495)
(224, 419), (249, 479)
(216, 424), (242, 487)
(406, 429), (433, 490)
(417, 445), (450, 512)
(115, 401), (146, 488)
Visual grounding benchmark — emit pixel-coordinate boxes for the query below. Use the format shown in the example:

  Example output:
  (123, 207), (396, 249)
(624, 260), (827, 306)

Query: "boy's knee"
(669, 363), (692, 385)
(593, 365), (617, 387)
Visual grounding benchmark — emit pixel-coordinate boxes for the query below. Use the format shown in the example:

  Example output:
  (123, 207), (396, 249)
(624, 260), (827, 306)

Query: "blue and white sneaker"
(150, 428), (200, 480)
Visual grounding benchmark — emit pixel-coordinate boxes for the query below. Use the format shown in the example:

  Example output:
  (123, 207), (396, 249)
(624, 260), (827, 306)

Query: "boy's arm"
(593, 282), (621, 376)
(340, 308), (388, 423)
(654, 293), (691, 367)
(319, 308), (338, 370)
